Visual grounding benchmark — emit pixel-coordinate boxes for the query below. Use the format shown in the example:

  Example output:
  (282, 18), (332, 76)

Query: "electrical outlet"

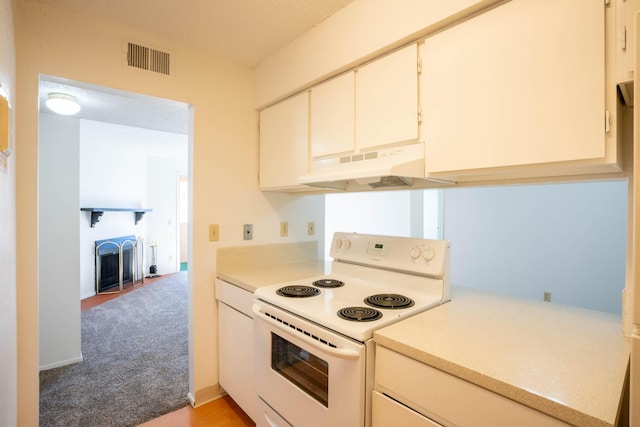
(280, 221), (288, 237)
(244, 224), (253, 240)
(543, 291), (551, 302)
(307, 221), (315, 236)
(209, 224), (219, 241)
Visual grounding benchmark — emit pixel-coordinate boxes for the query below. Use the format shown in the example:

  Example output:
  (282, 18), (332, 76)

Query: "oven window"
(271, 333), (329, 407)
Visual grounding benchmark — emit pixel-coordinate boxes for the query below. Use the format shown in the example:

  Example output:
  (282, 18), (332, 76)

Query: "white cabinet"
(216, 279), (257, 422)
(616, 0), (640, 88)
(372, 391), (441, 427)
(309, 44), (420, 160)
(356, 43), (419, 150)
(310, 71), (355, 158)
(259, 91), (309, 190)
(422, 0), (618, 179)
(374, 346), (570, 427)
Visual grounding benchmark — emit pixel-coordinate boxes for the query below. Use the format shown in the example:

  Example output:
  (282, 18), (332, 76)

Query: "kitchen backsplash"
(217, 240), (318, 272)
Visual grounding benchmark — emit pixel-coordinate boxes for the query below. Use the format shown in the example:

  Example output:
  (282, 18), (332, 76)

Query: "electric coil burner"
(364, 293), (415, 309)
(253, 232), (451, 427)
(313, 279), (345, 288)
(337, 306), (383, 322)
(276, 285), (321, 298)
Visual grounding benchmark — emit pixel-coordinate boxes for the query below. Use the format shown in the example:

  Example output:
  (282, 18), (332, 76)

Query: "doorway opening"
(37, 75), (192, 378)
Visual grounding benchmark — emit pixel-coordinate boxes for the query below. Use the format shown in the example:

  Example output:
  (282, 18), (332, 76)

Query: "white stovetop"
(254, 267), (445, 342)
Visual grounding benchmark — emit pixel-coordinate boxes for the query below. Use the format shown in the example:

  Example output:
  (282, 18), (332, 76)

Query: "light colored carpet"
(40, 272), (190, 426)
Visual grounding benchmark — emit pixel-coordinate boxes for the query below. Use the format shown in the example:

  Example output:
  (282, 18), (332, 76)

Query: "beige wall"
(0, 0), (16, 425)
(14, 0), (323, 424)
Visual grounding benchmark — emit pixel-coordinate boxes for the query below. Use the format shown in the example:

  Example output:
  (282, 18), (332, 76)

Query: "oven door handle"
(253, 304), (361, 360)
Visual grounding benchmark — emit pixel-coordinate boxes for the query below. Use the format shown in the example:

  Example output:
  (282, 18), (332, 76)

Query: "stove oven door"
(253, 301), (367, 427)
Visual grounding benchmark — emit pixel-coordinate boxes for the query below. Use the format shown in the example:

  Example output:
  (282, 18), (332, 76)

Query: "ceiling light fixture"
(46, 93), (81, 115)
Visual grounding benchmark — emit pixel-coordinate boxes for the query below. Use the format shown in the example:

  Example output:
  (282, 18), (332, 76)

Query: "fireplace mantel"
(80, 207), (152, 228)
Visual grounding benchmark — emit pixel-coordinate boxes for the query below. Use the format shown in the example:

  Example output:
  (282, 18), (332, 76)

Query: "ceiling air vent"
(126, 42), (171, 76)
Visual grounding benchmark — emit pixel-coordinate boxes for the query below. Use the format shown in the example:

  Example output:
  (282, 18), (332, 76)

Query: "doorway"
(37, 74), (191, 369)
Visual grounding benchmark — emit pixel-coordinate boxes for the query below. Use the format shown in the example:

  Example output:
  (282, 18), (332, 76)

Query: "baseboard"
(190, 383), (224, 408)
(81, 290), (96, 300)
(39, 353), (83, 371)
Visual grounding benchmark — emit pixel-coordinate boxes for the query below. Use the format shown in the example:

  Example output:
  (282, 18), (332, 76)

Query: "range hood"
(299, 143), (455, 191)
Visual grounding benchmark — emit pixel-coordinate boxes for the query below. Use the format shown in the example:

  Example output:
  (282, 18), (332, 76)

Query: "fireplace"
(95, 235), (144, 294)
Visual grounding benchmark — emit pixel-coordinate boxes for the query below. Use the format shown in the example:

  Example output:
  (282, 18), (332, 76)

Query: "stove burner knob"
(335, 239), (343, 249)
(343, 239), (352, 249)
(423, 247), (436, 261)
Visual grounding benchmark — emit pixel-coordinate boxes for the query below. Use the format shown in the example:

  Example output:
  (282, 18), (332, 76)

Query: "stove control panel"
(330, 232), (450, 278)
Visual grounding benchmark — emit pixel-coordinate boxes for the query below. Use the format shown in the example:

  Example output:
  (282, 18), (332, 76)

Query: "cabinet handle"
(253, 304), (361, 360)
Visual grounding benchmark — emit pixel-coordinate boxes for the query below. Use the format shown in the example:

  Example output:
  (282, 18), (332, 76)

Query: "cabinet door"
(310, 71), (355, 158)
(375, 347), (571, 427)
(422, 0), (605, 174)
(373, 391), (441, 427)
(356, 44), (419, 151)
(218, 302), (257, 422)
(259, 92), (309, 190)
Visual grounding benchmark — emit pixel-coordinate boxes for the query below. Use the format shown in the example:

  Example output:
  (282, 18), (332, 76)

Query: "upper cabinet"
(356, 44), (420, 151)
(259, 91), (309, 191)
(259, 0), (626, 193)
(422, 0), (620, 180)
(615, 0), (640, 104)
(310, 71), (355, 158)
(309, 44), (420, 160)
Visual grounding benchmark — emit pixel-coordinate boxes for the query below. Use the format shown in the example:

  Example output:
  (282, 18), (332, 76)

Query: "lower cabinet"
(373, 391), (441, 427)
(374, 346), (570, 427)
(216, 280), (257, 422)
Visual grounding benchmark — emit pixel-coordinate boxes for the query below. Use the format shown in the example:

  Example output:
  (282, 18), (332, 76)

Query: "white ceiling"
(40, 76), (191, 134)
(36, 0), (354, 134)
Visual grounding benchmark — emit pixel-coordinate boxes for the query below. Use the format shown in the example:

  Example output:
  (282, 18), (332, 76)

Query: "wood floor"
(81, 274), (255, 427)
(138, 395), (255, 427)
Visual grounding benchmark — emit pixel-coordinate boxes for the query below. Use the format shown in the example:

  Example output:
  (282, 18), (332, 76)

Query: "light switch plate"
(209, 224), (219, 241)
(280, 221), (288, 237)
(307, 221), (315, 236)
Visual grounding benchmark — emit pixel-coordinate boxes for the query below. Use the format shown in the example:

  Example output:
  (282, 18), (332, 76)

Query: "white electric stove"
(253, 232), (450, 427)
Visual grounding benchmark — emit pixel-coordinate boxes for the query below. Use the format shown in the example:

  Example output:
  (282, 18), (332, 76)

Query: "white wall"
(38, 114), (82, 370)
(324, 190), (441, 259)
(324, 182), (627, 315)
(78, 120), (187, 299)
(146, 155), (188, 274)
(443, 181), (628, 314)
(0, 0), (16, 423)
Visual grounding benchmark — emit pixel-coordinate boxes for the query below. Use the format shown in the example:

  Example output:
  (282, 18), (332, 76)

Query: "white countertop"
(216, 240), (329, 292)
(217, 260), (330, 293)
(374, 286), (630, 427)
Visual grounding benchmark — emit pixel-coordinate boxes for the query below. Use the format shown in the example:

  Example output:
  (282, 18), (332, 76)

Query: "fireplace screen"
(95, 235), (144, 294)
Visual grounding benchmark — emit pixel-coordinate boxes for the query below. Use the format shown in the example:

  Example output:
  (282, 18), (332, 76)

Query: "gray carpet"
(40, 272), (190, 426)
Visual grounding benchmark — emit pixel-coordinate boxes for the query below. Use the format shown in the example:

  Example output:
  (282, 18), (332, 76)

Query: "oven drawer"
(257, 398), (293, 427)
(375, 346), (569, 427)
(372, 391), (441, 427)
